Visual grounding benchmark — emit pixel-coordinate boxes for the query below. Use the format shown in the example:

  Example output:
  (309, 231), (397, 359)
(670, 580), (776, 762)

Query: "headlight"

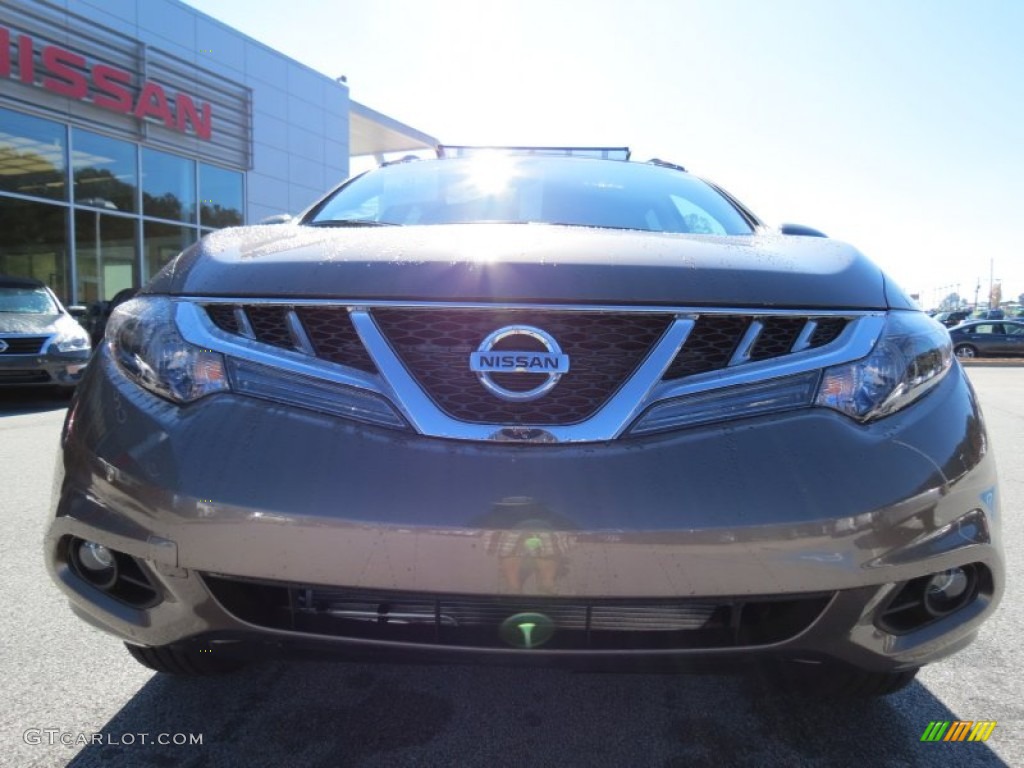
(816, 311), (952, 422)
(106, 297), (228, 403)
(52, 327), (91, 352)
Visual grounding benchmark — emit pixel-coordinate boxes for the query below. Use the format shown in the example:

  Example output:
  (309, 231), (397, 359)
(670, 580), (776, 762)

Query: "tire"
(953, 344), (977, 359)
(778, 661), (919, 697)
(125, 642), (244, 675)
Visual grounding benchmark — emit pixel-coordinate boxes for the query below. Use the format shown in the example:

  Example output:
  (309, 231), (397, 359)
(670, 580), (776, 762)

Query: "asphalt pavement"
(0, 368), (1020, 768)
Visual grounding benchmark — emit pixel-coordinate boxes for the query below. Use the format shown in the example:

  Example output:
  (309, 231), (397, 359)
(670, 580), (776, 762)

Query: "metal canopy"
(349, 100), (438, 159)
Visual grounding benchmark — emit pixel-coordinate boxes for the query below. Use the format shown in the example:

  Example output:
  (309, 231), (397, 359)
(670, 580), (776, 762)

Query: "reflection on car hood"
(0, 313), (64, 334)
(149, 223), (890, 309)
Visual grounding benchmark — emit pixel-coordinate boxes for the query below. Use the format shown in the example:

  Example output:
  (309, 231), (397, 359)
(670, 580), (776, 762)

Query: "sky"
(185, 0), (1024, 308)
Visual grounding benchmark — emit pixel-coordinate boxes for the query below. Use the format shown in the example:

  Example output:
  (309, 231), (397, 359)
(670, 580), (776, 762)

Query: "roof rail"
(646, 158), (687, 172)
(437, 145), (631, 161)
(379, 154), (423, 167)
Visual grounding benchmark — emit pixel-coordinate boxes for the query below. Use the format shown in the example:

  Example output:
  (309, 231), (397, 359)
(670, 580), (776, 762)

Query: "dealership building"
(0, 0), (437, 306)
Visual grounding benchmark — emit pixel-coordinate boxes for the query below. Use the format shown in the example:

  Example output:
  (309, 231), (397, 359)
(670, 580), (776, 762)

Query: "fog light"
(924, 567), (972, 616)
(71, 539), (118, 590)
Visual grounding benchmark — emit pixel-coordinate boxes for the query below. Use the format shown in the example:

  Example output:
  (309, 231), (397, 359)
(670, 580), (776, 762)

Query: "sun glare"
(466, 151), (516, 196)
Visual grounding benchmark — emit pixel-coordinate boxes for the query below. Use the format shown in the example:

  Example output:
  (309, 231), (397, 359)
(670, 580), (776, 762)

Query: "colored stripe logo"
(921, 721), (997, 742)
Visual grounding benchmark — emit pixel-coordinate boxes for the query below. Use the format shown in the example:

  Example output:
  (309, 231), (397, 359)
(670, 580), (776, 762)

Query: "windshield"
(0, 286), (59, 313)
(307, 156), (755, 235)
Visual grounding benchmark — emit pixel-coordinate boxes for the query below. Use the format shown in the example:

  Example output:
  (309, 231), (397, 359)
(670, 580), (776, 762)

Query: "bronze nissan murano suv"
(46, 147), (1003, 696)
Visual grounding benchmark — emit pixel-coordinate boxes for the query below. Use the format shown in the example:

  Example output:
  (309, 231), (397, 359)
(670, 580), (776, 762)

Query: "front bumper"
(0, 348), (90, 387)
(46, 348), (1003, 672)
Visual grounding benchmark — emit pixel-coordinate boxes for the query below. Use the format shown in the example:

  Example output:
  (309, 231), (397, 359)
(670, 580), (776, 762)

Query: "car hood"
(0, 313), (65, 334)
(149, 223), (891, 309)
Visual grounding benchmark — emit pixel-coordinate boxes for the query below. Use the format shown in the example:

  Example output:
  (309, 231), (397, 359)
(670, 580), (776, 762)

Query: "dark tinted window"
(199, 163), (243, 228)
(0, 198), (69, 301)
(74, 211), (136, 304)
(142, 148), (196, 223)
(73, 130), (137, 213)
(144, 222), (197, 280)
(308, 157), (753, 234)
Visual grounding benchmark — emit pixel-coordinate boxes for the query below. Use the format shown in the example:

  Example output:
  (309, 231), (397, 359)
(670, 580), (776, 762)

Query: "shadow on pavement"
(65, 660), (1009, 768)
(0, 386), (72, 416)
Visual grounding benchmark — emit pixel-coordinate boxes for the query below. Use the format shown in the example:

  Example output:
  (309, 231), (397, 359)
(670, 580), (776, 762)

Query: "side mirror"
(66, 305), (87, 318)
(779, 223), (828, 238)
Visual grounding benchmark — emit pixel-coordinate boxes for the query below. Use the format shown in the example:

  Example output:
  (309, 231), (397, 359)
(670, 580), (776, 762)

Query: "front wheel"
(953, 344), (977, 359)
(125, 643), (244, 675)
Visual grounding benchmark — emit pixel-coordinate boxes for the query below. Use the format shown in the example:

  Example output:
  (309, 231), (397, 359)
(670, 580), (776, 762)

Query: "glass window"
(669, 195), (729, 235)
(74, 211), (136, 306)
(307, 156), (754, 235)
(0, 283), (59, 313)
(0, 107), (67, 201)
(73, 130), (137, 213)
(144, 222), (197, 281)
(199, 163), (243, 228)
(141, 148), (195, 223)
(0, 198), (69, 301)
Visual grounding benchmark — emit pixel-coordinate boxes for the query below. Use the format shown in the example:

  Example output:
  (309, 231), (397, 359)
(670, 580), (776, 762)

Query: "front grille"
(0, 336), (49, 354)
(206, 305), (239, 334)
(750, 317), (807, 361)
(296, 308), (376, 373)
(245, 305), (294, 349)
(204, 575), (832, 651)
(205, 304), (377, 373)
(373, 309), (672, 425)
(200, 302), (857, 431)
(664, 315), (749, 379)
(809, 317), (847, 347)
(664, 315), (848, 380)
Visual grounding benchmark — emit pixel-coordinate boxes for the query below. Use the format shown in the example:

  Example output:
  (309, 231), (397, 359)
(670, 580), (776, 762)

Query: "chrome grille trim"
(791, 319), (818, 353)
(191, 297), (866, 316)
(728, 319), (763, 366)
(180, 303), (382, 393)
(233, 307), (255, 339)
(285, 309), (316, 356)
(174, 300), (885, 443)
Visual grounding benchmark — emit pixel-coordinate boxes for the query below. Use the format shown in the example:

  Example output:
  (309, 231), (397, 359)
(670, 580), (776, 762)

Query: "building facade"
(0, 0), (435, 306)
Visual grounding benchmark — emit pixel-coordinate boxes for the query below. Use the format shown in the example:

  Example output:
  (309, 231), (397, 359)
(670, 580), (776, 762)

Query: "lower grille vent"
(204, 575), (831, 651)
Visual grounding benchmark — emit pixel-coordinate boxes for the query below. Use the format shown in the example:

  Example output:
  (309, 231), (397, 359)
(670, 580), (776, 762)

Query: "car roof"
(0, 275), (46, 289)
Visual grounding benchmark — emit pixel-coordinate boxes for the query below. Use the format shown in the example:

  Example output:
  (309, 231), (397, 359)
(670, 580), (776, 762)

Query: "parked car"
(46, 147), (1003, 697)
(976, 309), (1006, 321)
(0, 276), (91, 391)
(949, 320), (1024, 358)
(934, 310), (971, 328)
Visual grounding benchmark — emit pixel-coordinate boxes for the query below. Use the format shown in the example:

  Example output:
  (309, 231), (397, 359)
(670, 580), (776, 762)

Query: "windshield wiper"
(306, 219), (397, 228)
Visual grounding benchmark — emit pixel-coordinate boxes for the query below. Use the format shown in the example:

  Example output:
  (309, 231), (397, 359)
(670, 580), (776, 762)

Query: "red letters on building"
(133, 81), (173, 126)
(0, 28), (9, 78)
(1, 26), (213, 140)
(18, 34), (34, 84)
(42, 46), (88, 99)
(175, 95), (211, 141)
(91, 65), (133, 113)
